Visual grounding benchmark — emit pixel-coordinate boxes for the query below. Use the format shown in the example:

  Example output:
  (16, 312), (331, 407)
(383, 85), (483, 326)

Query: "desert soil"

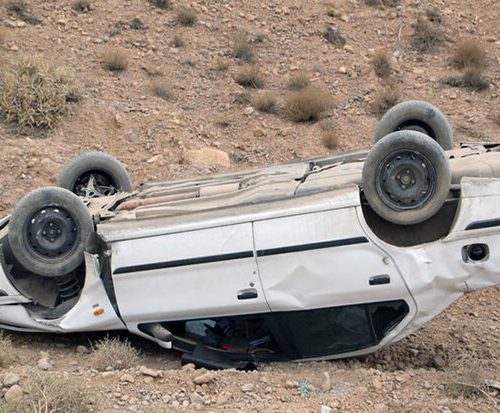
(0, 0), (499, 412)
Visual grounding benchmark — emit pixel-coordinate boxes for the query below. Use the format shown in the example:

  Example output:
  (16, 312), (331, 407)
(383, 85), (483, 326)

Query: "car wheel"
(8, 187), (94, 277)
(58, 151), (132, 197)
(374, 100), (454, 150)
(362, 130), (451, 225)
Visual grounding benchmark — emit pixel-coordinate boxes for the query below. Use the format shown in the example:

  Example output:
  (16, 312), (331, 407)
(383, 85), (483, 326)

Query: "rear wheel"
(362, 130), (451, 225)
(59, 151), (132, 197)
(8, 187), (93, 277)
(374, 100), (454, 150)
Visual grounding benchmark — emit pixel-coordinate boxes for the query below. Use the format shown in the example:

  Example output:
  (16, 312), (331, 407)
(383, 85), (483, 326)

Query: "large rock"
(4, 384), (23, 403)
(193, 372), (216, 385)
(3, 373), (20, 388)
(184, 148), (230, 167)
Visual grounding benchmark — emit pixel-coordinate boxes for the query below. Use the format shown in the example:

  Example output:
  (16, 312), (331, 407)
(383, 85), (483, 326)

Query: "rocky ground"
(0, 0), (499, 411)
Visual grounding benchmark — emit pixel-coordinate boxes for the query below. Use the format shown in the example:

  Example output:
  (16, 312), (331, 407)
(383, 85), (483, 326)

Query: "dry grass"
(172, 34), (184, 48)
(0, 55), (75, 129)
(370, 88), (401, 117)
(0, 332), (16, 367)
(0, 27), (7, 45)
(5, 0), (28, 15)
(452, 39), (486, 70)
(177, 7), (197, 26)
(90, 336), (141, 371)
(232, 34), (254, 63)
(253, 91), (279, 114)
(319, 119), (340, 149)
(71, 0), (91, 12)
(287, 73), (310, 90)
(214, 59), (230, 71)
(442, 68), (489, 91)
(411, 16), (444, 53)
(372, 49), (392, 78)
(323, 26), (346, 47)
(284, 86), (332, 122)
(364, 0), (400, 7)
(234, 65), (265, 88)
(149, 0), (170, 9)
(151, 79), (174, 101)
(445, 356), (489, 400)
(102, 49), (128, 72)
(4, 370), (92, 413)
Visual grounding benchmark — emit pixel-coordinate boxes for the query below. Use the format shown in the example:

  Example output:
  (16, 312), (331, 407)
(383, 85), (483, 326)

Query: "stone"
(184, 148), (230, 168)
(243, 106), (254, 115)
(120, 374), (135, 383)
(372, 377), (383, 390)
(76, 345), (89, 354)
(338, 66), (347, 74)
(140, 366), (161, 378)
(321, 372), (331, 391)
(181, 363), (196, 371)
(37, 358), (52, 370)
(193, 372), (216, 385)
(3, 373), (20, 387)
(320, 406), (332, 413)
(253, 128), (264, 137)
(4, 385), (23, 403)
(432, 355), (446, 369)
(285, 380), (299, 389)
(240, 383), (255, 393)
(190, 392), (204, 405)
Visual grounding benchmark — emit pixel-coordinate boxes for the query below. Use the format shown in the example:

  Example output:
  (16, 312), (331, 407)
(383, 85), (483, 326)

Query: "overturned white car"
(0, 101), (499, 369)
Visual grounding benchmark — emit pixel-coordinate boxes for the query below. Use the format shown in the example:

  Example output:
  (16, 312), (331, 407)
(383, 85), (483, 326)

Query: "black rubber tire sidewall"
(363, 130), (451, 225)
(58, 151), (132, 195)
(8, 187), (93, 277)
(374, 100), (454, 150)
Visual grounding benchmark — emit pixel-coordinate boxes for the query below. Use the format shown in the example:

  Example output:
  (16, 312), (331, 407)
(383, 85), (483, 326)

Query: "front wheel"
(8, 187), (94, 277)
(362, 130), (451, 225)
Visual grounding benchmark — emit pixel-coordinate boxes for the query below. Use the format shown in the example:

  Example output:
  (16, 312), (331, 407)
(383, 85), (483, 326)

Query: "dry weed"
(372, 49), (392, 78)
(149, 0), (170, 9)
(323, 26), (346, 46)
(172, 34), (184, 48)
(214, 59), (229, 71)
(90, 336), (141, 371)
(234, 65), (265, 88)
(411, 16), (444, 53)
(364, 0), (400, 7)
(319, 119), (340, 149)
(0, 55), (75, 128)
(71, 0), (91, 12)
(102, 49), (128, 72)
(441, 69), (489, 91)
(284, 86), (332, 122)
(253, 91), (279, 113)
(445, 356), (489, 400)
(5, 0), (28, 15)
(452, 39), (486, 70)
(233, 34), (254, 63)
(425, 6), (443, 23)
(151, 79), (174, 101)
(177, 7), (196, 26)
(370, 88), (401, 117)
(0, 331), (15, 367)
(287, 73), (310, 90)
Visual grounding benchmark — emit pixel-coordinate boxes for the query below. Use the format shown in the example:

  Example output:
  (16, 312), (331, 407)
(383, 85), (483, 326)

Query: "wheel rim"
(375, 149), (436, 211)
(24, 207), (78, 258)
(73, 171), (117, 197)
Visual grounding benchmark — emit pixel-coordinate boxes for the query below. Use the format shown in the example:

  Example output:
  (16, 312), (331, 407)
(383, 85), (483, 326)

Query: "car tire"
(362, 130), (451, 225)
(8, 187), (94, 277)
(374, 100), (454, 150)
(58, 151), (132, 197)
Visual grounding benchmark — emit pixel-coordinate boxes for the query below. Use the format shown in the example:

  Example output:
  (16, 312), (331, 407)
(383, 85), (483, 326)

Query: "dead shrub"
(441, 68), (489, 91)
(452, 39), (486, 70)
(287, 73), (310, 90)
(425, 6), (443, 23)
(232, 34), (254, 63)
(0, 55), (76, 129)
(71, 0), (91, 13)
(214, 59), (229, 71)
(0, 331), (15, 367)
(284, 86), (332, 122)
(319, 119), (340, 149)
(90, 336), (141, 371)
(233, 91), (252, 105)
(129, 17), (145, 30)
(5, 0), (28, 15)
(172, 34), (184, 48)
(149, 0), (170, 9)
(323, 26), (346, 47)
(214, 113), (233, 127)
(445, 356), (489, 399)
(253, 91), (279, 114)
(177, 7), (197, 26)
(102, 49), (128, 72)
(372, 49), (392, 79)
(411, 16), (444, 53)
(234, 65), (265, 88)
(364, 0), (400, 7)
(151, 79), (174, 101)
(370, 88), (401, 117)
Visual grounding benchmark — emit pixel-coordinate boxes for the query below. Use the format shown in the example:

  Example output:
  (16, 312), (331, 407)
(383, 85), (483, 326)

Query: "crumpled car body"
(0, 144), (499, 367)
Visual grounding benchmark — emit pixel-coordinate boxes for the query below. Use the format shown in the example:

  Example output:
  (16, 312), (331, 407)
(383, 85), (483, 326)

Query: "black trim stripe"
(113, 236), (369, 275)
(465, 218), (500, 231)
(256, 237), (368, 257)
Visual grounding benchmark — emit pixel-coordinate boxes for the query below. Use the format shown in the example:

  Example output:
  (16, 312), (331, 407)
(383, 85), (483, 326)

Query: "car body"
(1, 140), (500, 368)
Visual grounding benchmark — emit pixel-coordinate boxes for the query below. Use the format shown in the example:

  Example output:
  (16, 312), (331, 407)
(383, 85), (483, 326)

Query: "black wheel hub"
(376, 149), (436, 211)
(25, 207), (78, 258)
(73, 171), (117, 197)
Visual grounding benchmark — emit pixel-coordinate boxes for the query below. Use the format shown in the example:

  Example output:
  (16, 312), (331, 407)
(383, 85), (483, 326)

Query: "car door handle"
(237, 288), (258, 300)
(369, 274), (391, 285)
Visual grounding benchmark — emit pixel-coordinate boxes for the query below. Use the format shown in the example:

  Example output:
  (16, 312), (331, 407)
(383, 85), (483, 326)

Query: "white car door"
(110, 223), (269, 324)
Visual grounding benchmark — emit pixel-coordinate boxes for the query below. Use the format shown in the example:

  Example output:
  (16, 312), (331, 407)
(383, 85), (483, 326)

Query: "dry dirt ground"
(0, 0), (499, 411)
